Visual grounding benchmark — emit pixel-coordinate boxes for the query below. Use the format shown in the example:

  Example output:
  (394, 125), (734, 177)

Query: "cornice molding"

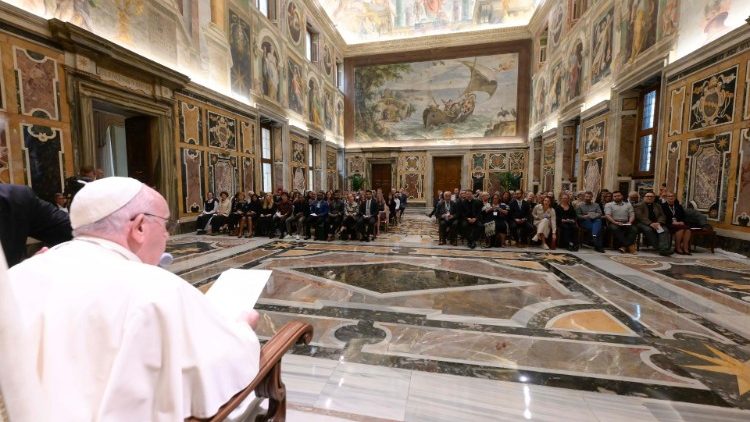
(301, 0), (347, 52)
(664, 23), (750, 80)
(0, 2), (53, 41)
(343, 25), (532, 57)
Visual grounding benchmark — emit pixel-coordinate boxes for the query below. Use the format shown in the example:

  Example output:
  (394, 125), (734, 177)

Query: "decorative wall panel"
(273, 163), (284, 192)
(732, 129), (750, 226)
(179, 101), (202, 145)
(209, 153), (238, 197)
(685, 133), (731, 221)
(326, 147), (337, 190)
(207, 111), (237, 150)
(229, 10), (252, 96)
(0, 48), (5, 111)
(668, 86), (685, 136)
(0, 122), (10, 183)
(243, 157), (254, 194)
(584, 120), (606, 155)
(744, 60), (750, 121)
(292, 166), (306, 193)
(21, 124), (63, 203)
(240, 120), (255, 154)
(13, 47), (59, 120)
(397, 152), (426, 200)
(583, 157), (603, 200)
(542, 138), (556, 193)
(665, 141), (680, 194)
(181, 148), (204, 213)
(688, 66), (737, 131)
(467, 150), (526, 194)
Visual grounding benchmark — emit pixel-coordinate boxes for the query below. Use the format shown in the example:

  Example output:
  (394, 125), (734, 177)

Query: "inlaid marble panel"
(584, 119), (606, 155)
(240, 120), (255, 154)
(665, 141), (680, 194)
(689, 66), (737, 131)
(181, 148), (203, 213)
(745, 60), (750, 120)
(668, 86), (685, 136)
(21, 123), (63, 203)
(242, 157), (254, 194)
(179, 101), (202, 145)
(292, 166), (306, 193)
(207, 111), (237, 150)
(685, 133), (731, 220)
(208, 153), (237, 197)
(13, 47), (59, 120)
(0, 122), (10, 183)
(733, 129), (750, 226)
(583, 158), (603, 201)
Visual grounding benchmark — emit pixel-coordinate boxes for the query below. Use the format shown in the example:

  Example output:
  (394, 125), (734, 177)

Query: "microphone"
(158, 253), (174, 268)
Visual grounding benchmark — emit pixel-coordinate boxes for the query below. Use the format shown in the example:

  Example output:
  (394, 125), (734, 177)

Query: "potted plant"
(348, 173), (366, 191)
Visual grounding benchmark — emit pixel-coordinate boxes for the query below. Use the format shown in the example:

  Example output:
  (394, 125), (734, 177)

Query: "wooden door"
(371, 163), (392, 195)
(433, 156), (462, 200)
(125, 116), (155, 187)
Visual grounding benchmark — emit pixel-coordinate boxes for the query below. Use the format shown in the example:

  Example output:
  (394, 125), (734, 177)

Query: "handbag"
(484, 220), (496, 236)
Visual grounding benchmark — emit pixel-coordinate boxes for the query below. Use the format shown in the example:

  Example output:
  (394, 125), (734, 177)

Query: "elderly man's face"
(135, 188), (171, 266)
(629, 193), (640, 203)
(643, 193), (656, 204)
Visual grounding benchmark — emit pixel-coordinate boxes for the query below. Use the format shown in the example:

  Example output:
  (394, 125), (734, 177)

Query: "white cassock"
(7, 237), (261, 421)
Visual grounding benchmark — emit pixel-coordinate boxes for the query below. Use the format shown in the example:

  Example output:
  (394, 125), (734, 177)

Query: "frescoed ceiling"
(316, 0), (537, 45)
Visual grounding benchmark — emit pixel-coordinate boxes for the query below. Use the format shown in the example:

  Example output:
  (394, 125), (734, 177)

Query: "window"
(539, 27), (548, 64)
(635, 88), (659, 175)
(261, 126), (273, 192)
(305, 27), (318, 62)
(257, 0), (276, 20)
(570, 0), (587, 22)
(336, 61), (344, 91)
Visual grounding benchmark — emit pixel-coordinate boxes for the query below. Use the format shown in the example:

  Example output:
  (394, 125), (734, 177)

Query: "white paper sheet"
(204, 269), (271, 320)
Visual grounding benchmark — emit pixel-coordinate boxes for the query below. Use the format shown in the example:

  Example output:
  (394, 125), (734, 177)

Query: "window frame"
(305, 25), (319, 63)
(261, 125), (273, 193)
(633, 84), (660, 178)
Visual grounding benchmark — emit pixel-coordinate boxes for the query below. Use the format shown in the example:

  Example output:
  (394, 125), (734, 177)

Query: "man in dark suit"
(305, 191), (329, 240)
(356, 190), (378, 242)
(436, 191), (458, 245)
(0, 184), (72, 266)
(634, 191), (672, 256)
(509, 190), (533, 245)
(457, 190), (482, 249)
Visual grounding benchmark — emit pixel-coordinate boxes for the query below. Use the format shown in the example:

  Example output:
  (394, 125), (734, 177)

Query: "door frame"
(71, 78), (177, 215)
(368, 158), (396, 192)
(429, 154), (465, 208)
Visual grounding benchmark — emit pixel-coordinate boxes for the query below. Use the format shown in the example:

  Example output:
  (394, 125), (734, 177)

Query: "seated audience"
(54, 192), (69, 213)
(7, 177), (261, 420)
(605, 191), (637, 254)
(661, 192), (691, 255)
(257, 193), (276, 237)
(327, 191), (345, 240)
(635, 191), (672, 256)
(481, 192), (507, 248)
(341, 193), (360, 240)
(532, 196), (556, 250)
(357, 190), (378, 242)
(286, 192), (305, 239)
(428, 190), (443, 218)
(556, 193), (578, 251)
(209, 191), (232, 234)
(458, 190), (482, 249)
(229, 191), (247, 234)
(436, 191), (458, 245)
(273, 192), (293, 238)
(628, 191), (641, 207)
(576, 191), (604, 252)
(196, 191), (218, 234)
(236, 193), (254, 238)
(305, 192), (329, 240)
(509, 190), (534, 245)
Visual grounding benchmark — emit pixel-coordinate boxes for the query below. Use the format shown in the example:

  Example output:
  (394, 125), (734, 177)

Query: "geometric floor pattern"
(167, 214), (750, 421)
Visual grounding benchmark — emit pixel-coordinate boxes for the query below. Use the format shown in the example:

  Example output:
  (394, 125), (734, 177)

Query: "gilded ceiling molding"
(344, 26), (532, 57)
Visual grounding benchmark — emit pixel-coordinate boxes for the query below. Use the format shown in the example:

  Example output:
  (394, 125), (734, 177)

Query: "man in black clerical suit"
(436, 191), (458, 245)
(457, 190), (483, 249)
(0, 184), (72, 266)
(508, 190), (534, 245)
(357, 190), (378, 242)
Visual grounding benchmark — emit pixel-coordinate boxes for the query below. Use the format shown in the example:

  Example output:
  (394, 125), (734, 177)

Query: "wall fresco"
(621, 0), (658, 64)
(591, 9), (613, 85)
(287, 58), (305, 115)
(260, 38), (281, 102)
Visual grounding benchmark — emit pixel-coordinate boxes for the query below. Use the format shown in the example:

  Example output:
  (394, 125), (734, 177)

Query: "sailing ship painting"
(354, 53), (518, 142)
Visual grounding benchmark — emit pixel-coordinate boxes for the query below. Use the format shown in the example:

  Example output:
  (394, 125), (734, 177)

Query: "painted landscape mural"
(354, 53), (518, 142)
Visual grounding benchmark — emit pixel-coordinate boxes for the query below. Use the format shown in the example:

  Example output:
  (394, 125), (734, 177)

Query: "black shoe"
(469, 242), (476, 249)
(595, 247), (605, 253)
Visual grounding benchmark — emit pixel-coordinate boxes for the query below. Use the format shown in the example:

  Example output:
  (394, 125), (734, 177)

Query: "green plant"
(497, 172), (522, 191)
(349, 173), (366, 191)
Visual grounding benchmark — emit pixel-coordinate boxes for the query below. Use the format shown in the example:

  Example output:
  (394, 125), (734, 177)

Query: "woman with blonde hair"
(532, 196), (557, 249)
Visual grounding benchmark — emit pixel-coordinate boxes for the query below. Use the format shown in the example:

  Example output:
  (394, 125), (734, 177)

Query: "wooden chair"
(376, 211), (388, 236)
(187, 321), (313, 422)
(690, 227), (716, 253)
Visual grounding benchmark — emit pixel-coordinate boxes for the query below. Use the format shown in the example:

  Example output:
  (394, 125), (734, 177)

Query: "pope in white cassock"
(5, 177), (261, 421)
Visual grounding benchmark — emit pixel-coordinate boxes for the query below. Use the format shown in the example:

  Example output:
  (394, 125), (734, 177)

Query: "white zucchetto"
(69, 177), (144, 229)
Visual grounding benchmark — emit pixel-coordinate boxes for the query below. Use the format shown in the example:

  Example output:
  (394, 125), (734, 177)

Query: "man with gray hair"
(7, 177), (261, 420)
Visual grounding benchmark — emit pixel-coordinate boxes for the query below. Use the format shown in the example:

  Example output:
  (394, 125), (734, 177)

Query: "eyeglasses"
(133, 213), (178, 232)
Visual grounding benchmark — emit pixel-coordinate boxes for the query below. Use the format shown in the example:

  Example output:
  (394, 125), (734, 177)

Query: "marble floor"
(167, 213), (750, 421)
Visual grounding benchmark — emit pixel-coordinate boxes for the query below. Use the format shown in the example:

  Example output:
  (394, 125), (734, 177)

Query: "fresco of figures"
(287, 58), (306, 115)
(621, 0), (658, 63)
(548, 61), (563, 113)
(547, 1), (564, 47)
(317, 0), (535, 44)
(260, 38), (281, 102)
(308, 78), (324, 127)
(567, 41), (584, 101)
(354, 53), (519, 142)
(287, 1), (303, 45)
(591, 9), (613, 85)
(230, 11), (252, 96)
